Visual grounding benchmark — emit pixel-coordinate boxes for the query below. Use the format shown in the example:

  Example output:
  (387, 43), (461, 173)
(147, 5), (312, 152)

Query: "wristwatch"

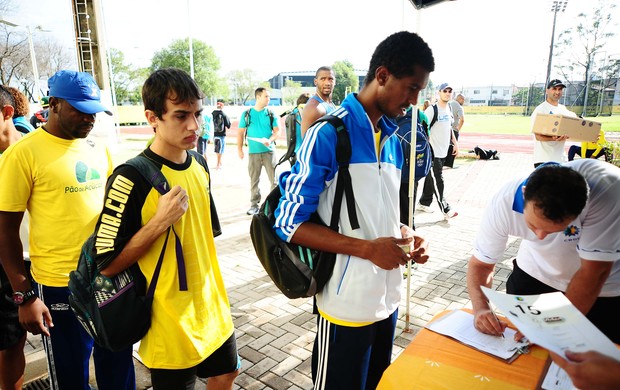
(12, 289), (37, 305)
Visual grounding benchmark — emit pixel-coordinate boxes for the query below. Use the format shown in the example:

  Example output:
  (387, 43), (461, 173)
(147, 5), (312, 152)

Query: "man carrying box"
(531, 79), (576, 167)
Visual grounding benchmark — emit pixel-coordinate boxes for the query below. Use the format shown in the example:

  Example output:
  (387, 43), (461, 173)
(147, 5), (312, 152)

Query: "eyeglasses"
(442, 89), (453, 93)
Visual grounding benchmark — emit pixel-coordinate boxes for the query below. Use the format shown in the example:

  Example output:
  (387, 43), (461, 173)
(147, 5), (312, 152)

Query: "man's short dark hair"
(142, 68), (204, 119)
(524, 164), (588, 223)
(315, 66), (333, 78)
(364, 31), (435, 86)
(254, 87), (268, 99)
(0, 85), (16, 108)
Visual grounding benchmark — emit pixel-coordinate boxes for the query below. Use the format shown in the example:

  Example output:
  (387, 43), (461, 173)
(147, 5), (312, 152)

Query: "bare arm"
(563, 258), (612, 315)
(301, 100), (326, 137)
(456, 115), (464, 132)
(534, 133), (568, 141)
(291, 222), (428, 271)
(466, 255), (507, 336)
(100, 185), (189, 277)
(0, 211), (53, 336)
(236, 128), (246, 159)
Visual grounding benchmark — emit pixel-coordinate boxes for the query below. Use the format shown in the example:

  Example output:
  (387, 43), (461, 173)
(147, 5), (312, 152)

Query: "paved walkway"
(24, 133), (535, 389)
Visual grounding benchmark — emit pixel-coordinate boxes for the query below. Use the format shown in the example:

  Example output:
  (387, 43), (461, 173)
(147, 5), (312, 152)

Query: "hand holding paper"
(481, 287), (620, 361)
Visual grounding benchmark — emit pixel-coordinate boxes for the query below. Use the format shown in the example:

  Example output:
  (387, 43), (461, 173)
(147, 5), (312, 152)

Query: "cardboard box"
(532, 114), (601, 142)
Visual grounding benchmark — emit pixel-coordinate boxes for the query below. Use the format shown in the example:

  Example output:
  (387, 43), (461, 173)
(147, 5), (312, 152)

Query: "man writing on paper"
(466, 160), (620, 344)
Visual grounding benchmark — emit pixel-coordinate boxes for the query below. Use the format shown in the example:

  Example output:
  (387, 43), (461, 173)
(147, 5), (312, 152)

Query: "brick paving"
(24, 133), (536, 389)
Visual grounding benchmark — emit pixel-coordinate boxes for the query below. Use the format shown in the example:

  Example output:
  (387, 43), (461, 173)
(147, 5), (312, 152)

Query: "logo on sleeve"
(563, 225), (580, 242)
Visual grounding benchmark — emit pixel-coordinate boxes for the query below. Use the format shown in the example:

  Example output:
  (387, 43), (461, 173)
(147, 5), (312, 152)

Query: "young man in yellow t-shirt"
(94, 68), (239, 388)
(0, 71), (135, 390)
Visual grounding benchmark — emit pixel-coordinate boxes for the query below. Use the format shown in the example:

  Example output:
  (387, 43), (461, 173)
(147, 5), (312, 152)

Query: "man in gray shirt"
(445, 94), (464, 168)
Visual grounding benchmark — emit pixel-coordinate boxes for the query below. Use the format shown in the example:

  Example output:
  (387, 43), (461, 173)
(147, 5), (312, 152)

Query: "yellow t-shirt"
(0, 128), (113, 286)
(95, 150), (233, 369)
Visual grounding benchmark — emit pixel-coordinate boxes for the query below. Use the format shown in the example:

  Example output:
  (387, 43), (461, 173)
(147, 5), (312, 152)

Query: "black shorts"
(0, 266), (25, 350)
(150, 333), (239, 390)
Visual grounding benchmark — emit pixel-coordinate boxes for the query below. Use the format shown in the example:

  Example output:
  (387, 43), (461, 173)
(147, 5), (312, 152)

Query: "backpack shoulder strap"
(187, 150), (222, 237)
(119, 153), (188, 291)
(312, 114), (360, 231)
(122, 153), (169, 195)
(429, 104), (439, 129)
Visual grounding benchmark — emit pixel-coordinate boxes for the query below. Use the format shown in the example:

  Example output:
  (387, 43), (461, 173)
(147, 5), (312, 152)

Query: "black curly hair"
(364, 31), (435, 86)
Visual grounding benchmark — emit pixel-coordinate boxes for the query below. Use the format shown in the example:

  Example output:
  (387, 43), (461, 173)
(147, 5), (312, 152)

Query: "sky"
(10, 0), (620, 88)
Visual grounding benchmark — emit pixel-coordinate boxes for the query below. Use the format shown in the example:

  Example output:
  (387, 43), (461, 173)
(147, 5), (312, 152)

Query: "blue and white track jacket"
(274, 93), (404, 326)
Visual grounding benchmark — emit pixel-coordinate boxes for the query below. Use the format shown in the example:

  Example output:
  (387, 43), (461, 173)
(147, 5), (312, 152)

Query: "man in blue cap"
(0, 70), (135, 390)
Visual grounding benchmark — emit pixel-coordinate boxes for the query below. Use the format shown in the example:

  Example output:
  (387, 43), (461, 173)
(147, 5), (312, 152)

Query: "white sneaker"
(416, 203), (434, 213)
(444, 209), (458, 220)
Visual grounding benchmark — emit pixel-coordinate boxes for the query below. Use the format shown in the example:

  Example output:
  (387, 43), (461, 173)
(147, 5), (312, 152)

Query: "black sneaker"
(246, 207), (259, 215)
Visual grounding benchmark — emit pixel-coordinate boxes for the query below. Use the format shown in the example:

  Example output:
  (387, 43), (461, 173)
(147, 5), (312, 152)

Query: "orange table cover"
(377, 310), (550, 390)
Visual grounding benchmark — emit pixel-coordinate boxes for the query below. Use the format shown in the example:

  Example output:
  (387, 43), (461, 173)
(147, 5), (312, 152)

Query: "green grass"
(463, 114), (620, 135)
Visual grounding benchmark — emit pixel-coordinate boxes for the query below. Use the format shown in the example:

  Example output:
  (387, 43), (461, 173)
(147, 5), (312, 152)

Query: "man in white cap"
(0, 70), (135, 390)
(531, 78), (576, 167)
(417, 82), (459, 219)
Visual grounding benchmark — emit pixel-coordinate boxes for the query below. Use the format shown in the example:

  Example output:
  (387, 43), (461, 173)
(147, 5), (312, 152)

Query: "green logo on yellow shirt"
(75, 161), (101, 183)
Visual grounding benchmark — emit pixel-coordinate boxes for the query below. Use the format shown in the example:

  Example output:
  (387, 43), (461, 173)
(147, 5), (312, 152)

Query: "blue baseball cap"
(438, 82), (452, 91)
(48, 70), (112, 115)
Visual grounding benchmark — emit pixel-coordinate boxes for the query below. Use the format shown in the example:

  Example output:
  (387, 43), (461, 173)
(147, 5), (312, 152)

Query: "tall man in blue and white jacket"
(274, 31), (432, 389)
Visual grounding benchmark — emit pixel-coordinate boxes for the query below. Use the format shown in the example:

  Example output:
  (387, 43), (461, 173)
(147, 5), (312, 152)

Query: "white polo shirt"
(473, 159), (620, 296)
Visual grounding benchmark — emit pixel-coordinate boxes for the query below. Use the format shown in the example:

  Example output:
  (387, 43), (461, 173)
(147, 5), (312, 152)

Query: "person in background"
(0, 71), (135, 390)
(211, 100), (231, 170)
(567, 129), (608, 162)
(531, 79), (576, 167)
(444, 93), (464, 168)
(6, 87), (35, 134)
(274, 31), (432, 389)
(417, 83), (459, 219)
(197, 109), (212, 160)
(95, 68), (239, 389)
(29, 96), (49, 129)
(236, 87), (279, 216)
(301, 66), (337, 137)
(0, 84), (28, 390)
(466, 160), (620, 344)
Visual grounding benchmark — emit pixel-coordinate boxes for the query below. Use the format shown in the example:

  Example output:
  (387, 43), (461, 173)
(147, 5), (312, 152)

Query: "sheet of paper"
(541, 362), (576, 390)
(481, 287), (620, 360)
(425, 310), (527, 361)
(246, 136), (270, 144)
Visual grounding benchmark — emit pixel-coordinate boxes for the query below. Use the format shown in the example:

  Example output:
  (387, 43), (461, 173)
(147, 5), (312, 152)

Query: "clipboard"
(424, 309), (529, 363)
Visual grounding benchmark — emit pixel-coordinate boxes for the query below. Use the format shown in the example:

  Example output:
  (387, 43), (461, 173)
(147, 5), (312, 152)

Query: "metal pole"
(545, 1), (568, 91)
(404, 106), (418, 333)
(26, 25), (41, 102)
(187, 0), (194, 79)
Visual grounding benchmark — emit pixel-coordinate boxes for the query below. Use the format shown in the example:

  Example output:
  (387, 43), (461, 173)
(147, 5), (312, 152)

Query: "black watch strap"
(12, 289), (36, 305)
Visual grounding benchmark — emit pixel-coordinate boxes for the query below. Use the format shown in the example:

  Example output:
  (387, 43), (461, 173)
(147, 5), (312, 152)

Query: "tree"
(227, 69), (268, 105)
(150, 38), (224, 99)
(554, 0), (617, 112)
(332, 60), (358, 105)
(0, 25), (29, 87)
(110, 48), (147, 104)
(282, 79), (302, 107)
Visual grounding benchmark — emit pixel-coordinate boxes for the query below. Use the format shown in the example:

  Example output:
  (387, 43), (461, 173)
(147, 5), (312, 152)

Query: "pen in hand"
(490, 308), (505, 338)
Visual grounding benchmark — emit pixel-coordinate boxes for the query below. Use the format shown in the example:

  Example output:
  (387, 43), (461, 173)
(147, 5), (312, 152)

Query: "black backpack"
(249, 115), (360, 299)
(278, 108), (301, 167)
(212, 110), (230, 137)
(68, 151), (219, 351)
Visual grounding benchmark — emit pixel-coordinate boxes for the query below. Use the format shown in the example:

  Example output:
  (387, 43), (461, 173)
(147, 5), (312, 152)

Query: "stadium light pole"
(545, 1), (568, 90)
